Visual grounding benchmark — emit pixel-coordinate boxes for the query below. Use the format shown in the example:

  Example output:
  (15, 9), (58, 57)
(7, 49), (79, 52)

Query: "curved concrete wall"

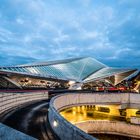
(0, 123), (37, 140)
(49, 97), (96, 140)
(52, 93), (140, 111)
(0, 92), (48, 115)
(75, 121), (140, 139)
(49, 93), (140, 140)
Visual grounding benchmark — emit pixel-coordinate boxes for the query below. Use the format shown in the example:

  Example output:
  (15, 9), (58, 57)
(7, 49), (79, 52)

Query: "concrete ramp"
(0, 123), (37, 140)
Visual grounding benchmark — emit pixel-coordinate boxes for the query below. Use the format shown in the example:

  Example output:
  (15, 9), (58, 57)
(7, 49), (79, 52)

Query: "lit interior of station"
(60, 105), (140, 124)
(0, 57), (139, 92)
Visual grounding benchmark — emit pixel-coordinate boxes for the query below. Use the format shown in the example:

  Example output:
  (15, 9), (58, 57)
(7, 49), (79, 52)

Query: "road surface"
(1, 100), (60, 140)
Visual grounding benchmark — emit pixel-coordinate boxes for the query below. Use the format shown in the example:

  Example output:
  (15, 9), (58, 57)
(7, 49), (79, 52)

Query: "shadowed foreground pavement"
(1, 100), (60, 140)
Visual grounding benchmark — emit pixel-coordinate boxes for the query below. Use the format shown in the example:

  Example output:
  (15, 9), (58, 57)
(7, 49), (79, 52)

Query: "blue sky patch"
(0, 0), (140, 69)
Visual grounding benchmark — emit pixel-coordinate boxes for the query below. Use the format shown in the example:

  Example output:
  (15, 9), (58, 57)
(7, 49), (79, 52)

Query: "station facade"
(0, 57), (137, 89)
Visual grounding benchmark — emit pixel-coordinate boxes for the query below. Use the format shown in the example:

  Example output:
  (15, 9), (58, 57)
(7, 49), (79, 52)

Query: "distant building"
(0, 57), (137, 89)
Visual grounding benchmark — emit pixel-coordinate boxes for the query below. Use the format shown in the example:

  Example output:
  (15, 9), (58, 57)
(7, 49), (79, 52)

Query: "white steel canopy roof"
(0, 57), (137, 85)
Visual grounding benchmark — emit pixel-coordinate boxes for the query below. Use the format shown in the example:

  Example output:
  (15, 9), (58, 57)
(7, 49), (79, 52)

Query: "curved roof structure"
(0, 57), (137, 86)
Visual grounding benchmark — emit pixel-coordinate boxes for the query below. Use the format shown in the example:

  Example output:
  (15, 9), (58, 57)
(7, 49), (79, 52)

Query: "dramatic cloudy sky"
(0, 0), (140, 68)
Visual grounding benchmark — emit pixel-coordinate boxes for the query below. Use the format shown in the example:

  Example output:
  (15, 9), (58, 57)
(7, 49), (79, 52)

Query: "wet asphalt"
(1, 100), (60, 140)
